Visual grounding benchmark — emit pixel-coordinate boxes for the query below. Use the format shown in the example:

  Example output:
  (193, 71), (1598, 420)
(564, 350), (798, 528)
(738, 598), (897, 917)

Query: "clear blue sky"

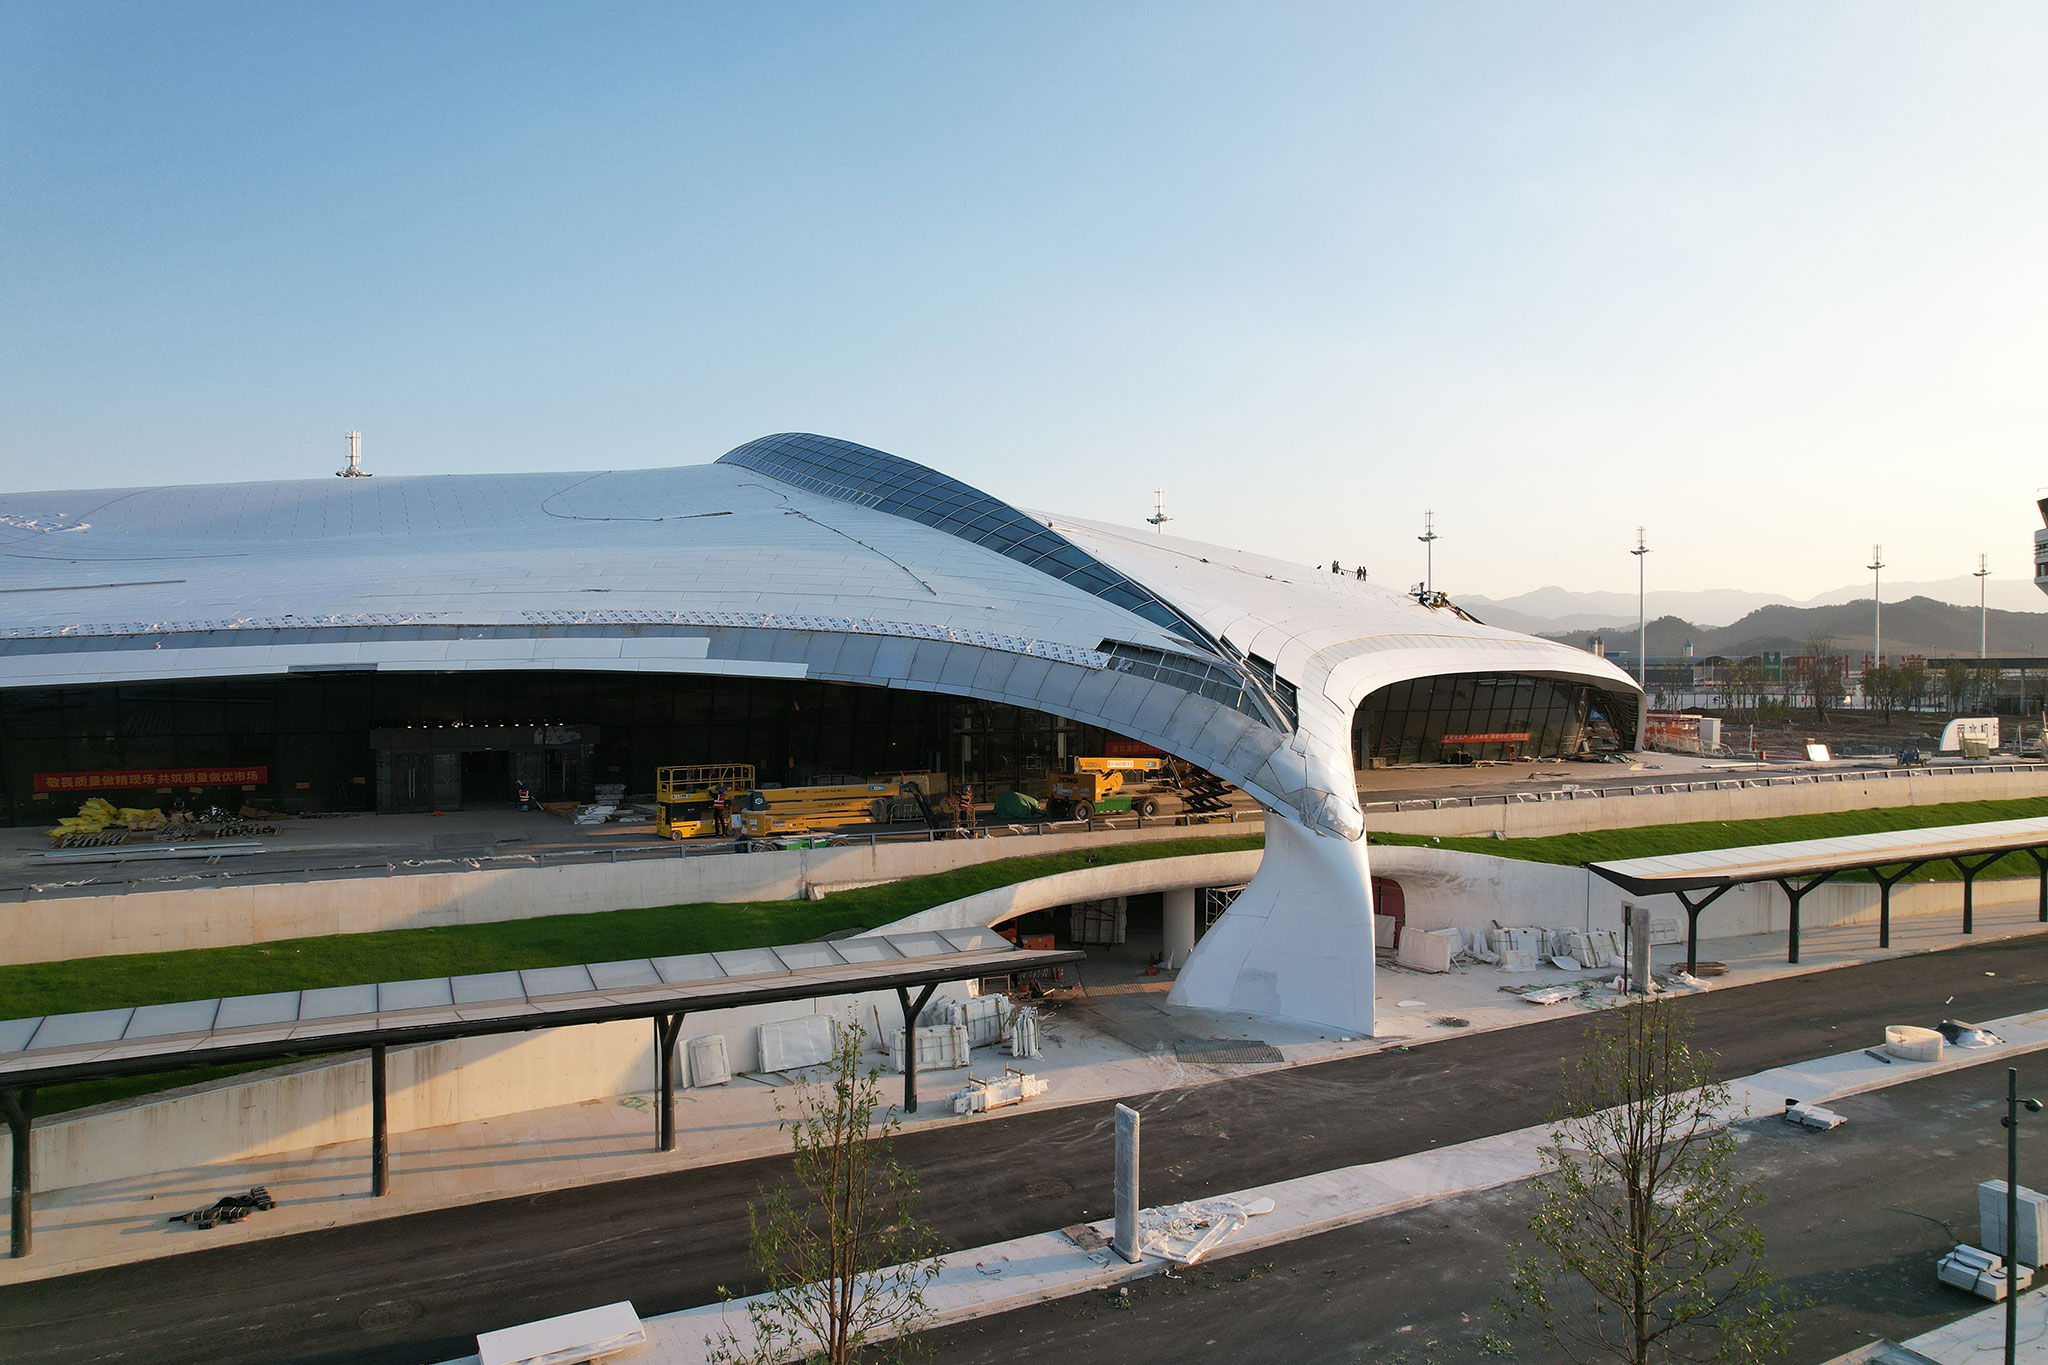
(4, 2), (2043, 602)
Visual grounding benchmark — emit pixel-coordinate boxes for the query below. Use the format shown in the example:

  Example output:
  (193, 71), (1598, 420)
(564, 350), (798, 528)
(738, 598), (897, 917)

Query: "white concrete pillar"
(1167, 816), (1376, 1035)
(1113, 1103), (1142, 1263)
(1628, 903), (1653, 994)
(1163, 887), (1197, 968)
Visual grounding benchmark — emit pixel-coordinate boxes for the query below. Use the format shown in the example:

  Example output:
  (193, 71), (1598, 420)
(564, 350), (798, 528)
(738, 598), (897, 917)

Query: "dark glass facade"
(1353, 674), (1632, 767)
(0, 672), (1117, 827)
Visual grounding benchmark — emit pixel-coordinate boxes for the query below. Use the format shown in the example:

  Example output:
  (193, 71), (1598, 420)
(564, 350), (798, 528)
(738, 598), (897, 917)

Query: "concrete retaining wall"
(0, 822), (1248, 966)
(1367, 766), (2048, 839)
(4, 981), (966, 1195)
(879, 851), (1264, 935)
(15, 766), (2041, 967)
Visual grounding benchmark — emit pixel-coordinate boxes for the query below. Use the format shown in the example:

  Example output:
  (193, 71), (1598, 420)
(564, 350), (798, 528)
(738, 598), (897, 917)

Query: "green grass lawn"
(1366, 794), (2048, 882)
(12, 795), (2045, 1117)
(6, 833), (1266, 1114)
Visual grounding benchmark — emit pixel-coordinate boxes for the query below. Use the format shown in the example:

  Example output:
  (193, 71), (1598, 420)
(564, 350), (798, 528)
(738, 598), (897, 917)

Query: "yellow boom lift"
(655, 764), (756, 839)
(1046, 756), (1166, 820)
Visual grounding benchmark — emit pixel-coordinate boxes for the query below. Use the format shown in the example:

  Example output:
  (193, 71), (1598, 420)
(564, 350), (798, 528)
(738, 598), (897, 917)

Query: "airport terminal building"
(0, 433), (1641, 1028)
(0, 433), (1638, 825)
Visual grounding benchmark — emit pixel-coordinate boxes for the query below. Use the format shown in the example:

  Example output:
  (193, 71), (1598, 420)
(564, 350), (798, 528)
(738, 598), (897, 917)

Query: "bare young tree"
(1898, 661), (1928, 715)
(709, 1022), (940, 1364)
(1863, 663), (1898, 723)
(1498, 1000), (1796, 1364)
(1974, 662), (2005, 713)
(1798, 634), (1845, 724)
(1941, 659), (1973, 714)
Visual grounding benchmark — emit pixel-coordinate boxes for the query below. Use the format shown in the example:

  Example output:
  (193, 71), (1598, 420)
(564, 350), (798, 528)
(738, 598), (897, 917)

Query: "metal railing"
(1358, 761), (2038, 814)
(5, 807), (1263, 902)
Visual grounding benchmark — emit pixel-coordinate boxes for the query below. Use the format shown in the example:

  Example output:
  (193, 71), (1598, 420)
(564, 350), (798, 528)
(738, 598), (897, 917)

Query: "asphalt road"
(6, 934), (2046, 1365)
(918, 1053), (2048, 1364)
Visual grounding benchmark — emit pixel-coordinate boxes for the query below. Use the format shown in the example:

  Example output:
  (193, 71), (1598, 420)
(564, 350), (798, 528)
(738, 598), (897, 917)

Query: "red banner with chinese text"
(1102, 740), (1167, 758)
(33, 766), (269, 794)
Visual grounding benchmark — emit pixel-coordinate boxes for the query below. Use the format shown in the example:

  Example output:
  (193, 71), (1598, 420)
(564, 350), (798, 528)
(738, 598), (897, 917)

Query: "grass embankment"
(14, 796), (2046, 1117)
(5, 834), (1264, 1114)
(1367, 795), (2048, 883)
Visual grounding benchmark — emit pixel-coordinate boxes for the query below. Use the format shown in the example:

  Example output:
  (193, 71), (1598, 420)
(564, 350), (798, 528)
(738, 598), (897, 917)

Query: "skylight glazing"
(718, 433), (1194, 635)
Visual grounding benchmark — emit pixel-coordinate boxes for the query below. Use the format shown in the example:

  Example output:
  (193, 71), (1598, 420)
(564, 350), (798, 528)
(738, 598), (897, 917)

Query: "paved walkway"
(1901, 1287), (2048, 1363)
(7, 890), (2045, 1288)
(425, 1001), (2048, 1364)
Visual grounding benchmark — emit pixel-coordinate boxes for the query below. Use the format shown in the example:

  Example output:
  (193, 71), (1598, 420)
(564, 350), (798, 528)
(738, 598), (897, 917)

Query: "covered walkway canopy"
(1587, 816), (2048, 973)
(0, 928), (1081, 1259)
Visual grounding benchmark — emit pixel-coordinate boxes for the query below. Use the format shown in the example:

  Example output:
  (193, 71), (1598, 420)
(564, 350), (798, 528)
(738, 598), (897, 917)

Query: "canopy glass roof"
(0, 927), (1074, 1087)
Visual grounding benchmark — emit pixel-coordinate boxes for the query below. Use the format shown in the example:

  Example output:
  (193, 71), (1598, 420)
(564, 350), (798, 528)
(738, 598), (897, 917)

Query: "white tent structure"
(0, 433), (1640, 1033)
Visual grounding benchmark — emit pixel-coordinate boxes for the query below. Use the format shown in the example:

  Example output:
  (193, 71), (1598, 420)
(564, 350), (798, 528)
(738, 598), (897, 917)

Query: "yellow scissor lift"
(655, 764), (757, 840)
(734, 774), (941, 840)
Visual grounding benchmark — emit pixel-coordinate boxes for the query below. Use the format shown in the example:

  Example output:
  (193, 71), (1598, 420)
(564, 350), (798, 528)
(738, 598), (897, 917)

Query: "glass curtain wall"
(0, 672), (1116, 826)
(1352, 674), (1604, 767)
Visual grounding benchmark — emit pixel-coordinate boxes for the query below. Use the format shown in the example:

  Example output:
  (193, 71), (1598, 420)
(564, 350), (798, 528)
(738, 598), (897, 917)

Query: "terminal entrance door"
(461, 750), (514, 807)
(388, 753), (432, 813)
(1371, 875), (1406, 942)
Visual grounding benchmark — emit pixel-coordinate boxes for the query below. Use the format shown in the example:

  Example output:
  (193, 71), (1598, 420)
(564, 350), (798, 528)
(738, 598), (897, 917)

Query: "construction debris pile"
(47, 799), (278, 848)
(167, 1186), (276, 1230)
(1135, 1195), (1277, 1265)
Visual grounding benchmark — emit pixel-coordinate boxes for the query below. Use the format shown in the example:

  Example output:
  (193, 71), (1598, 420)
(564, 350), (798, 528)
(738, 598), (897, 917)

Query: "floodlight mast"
(1977, 554), (1991, 658)
(1631, 527), (1650, 690)
(1869, 544), (1885, 666)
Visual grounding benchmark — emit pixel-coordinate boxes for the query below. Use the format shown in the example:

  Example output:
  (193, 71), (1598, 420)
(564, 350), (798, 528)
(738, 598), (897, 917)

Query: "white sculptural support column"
(1166, 814), (1376, 1035)
(1162, 887), (1197, 968)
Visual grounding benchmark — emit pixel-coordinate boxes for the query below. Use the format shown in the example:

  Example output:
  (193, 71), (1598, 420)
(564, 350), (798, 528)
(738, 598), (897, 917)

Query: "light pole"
(2002, 1066), (2043, 1365)
(1868, 545), (1886, 667)
(1978, 554), (1992, 659)
(1418, 511), (1438, 597)
(1632, 528), (1650, 691)
(1146, 489), (1171, 534)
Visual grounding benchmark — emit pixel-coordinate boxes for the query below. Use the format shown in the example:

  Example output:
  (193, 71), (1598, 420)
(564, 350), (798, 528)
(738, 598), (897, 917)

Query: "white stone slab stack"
(1979, 1181), (2048, 1267)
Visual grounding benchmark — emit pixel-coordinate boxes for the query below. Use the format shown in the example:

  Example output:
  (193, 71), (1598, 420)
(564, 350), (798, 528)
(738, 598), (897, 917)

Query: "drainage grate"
(1175, 1038), (1285, 1065)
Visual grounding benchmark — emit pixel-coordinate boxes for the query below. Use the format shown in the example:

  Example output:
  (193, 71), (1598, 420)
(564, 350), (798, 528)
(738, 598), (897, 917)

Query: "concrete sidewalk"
(1895, 1287), (2048, 1363)
(426, 1004), (2048, 1365)
(6, 893), (2046, 1287)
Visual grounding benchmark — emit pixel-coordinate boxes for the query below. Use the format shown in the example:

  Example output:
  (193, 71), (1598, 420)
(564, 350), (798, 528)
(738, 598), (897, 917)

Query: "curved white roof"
(0, 433), (1639, 832)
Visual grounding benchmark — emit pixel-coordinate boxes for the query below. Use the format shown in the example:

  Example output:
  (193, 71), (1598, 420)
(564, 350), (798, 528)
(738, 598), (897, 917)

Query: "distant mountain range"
(1521, 595), (2048, 662)
(1464, 574), (2046, 639)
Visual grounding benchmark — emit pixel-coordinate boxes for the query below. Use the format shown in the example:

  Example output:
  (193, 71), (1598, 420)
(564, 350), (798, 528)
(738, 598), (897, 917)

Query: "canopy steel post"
(369, 1045), (389, 1198)
(1956, 854), (2004, 935)
(1672, 886), (1735, 974)
(893, 983), (939, 1114)
(2031, 849), (2048, 924)
(1869, 863), (1924, 950)
(654, 1014), (686, 1153)
(1774, 871), (1838, 964)
(4, 1087), (32, 1259)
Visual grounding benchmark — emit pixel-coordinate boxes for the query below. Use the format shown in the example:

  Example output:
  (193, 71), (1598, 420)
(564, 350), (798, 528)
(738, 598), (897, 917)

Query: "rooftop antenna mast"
(337, 430), (370, 478)
(1631, 527), (1650, 689)
(1418, 510), (1439, 596)
(1146, 489), (1171, 534)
